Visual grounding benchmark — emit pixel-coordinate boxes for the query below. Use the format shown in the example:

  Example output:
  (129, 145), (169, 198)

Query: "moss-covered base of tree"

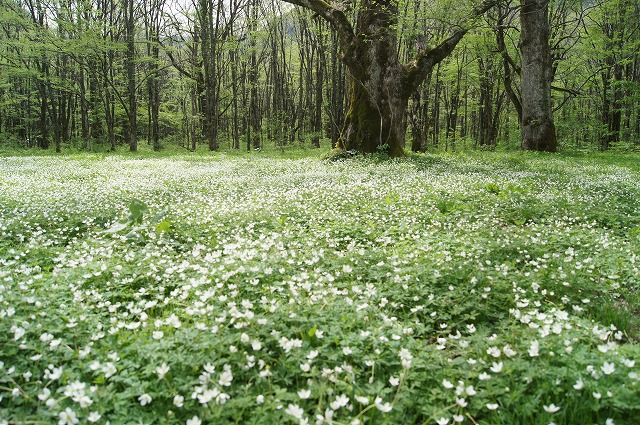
(336, 80), (406, 158)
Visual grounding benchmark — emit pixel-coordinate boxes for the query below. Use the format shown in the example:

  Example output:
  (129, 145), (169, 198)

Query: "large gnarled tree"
(280, 0), (496, 157)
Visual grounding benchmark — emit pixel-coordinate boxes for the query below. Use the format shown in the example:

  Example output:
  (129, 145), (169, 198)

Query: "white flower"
(453, 415), (464, 423)
(252, 340), (262, 351)
(490, 362), (503, 373)
(528, 340), (540, 357)
(156, 363), (170, 379)
(13, 327), (25, 340)
(58, 408), (79, 425)
(374, 398), (393, 413)
(573, 379), (584, 390)
(186, 416), (202, 425)
(40, 333), (54, 342)
(44, 365), (63, 381)
(503, 345), (517, 357)
(442, 379), (454, 389)
(486, 403), (499, 410)
(479, 372), (491, 381)
(152, 331), (164, 340)
(174, 394), (184, 407)
(486, 347), (501, 358)
(330, 394), (350, 410)
(592, 392), (601, 400)
(601, 362), (615, 375)
(138, 393), (152, 406)
(256, 394), (265, 404)
(543, 403), (560, 413)
(355, 395), (369, 404)
(606, 419), (615, 425)
(456, 398), (468, 407)
(389, 376), (400, 386)
(465, 385), (476, 396)
(285, 404), (305, 420)
(342, 347), (353, 355)
(87, 412), (101, 423)
(316, 408), (334, 424)
(622, 358), (635, 368)
(38, 388), (51, 401)
(219, 370), (233, 386)
(436, 418), (450, 425)
(297, 389), (311, 399)
(102, 362), (116, 378)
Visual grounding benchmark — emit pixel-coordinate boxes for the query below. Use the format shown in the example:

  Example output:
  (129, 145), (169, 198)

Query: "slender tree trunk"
(410, 90), (427, 152)
(519, 0), (557, 151)
(230, 48), (240, 149)
(312, 26), (324, 148)
(125, 0), (137, 151)
(79, 65), (91, 149)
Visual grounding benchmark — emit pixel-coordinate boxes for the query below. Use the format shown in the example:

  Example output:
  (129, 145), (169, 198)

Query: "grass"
(0, 150), (639, 425)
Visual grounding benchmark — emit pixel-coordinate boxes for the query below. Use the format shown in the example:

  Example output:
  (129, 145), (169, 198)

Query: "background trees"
(0, 0), (638, 153)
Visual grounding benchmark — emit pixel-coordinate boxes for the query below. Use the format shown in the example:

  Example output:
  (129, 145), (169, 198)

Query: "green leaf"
(128, 199), (148, 224)
(104, 220), (129, 234)
(156, 221), (171, 233)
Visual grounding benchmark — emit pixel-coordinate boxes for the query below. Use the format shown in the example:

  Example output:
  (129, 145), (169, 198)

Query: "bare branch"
(279, 0), (357, 67)
(404, 0), (499, 95)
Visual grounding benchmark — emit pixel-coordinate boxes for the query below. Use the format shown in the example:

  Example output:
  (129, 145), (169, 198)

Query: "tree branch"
(279, 0), (357, 68)
(403, 0), (499, 95)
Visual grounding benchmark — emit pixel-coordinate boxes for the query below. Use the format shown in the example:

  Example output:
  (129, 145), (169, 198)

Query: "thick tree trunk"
(339, 69), (409, 157)
(519, 0), (557, 152)
(335, 0), (408, 156)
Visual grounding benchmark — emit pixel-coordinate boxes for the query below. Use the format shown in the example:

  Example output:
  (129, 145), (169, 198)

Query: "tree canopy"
(0, 0), (638, 153)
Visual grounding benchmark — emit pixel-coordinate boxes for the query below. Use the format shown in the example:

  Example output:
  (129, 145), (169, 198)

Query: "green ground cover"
(0, 152), (639, 424)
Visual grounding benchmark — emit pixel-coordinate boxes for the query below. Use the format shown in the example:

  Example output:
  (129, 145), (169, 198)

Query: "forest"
(2, 1), (640, 425)
(0, 0), (639, 155)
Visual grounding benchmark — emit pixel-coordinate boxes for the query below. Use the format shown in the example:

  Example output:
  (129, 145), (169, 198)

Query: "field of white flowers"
(1, 153), (639, 425)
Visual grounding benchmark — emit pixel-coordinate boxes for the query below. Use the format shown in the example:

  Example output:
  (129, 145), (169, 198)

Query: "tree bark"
(125, 0), (137, 151)
(519, 0), (557, 151)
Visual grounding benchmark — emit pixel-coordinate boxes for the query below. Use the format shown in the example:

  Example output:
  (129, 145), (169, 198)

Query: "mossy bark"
(335, 0), (408, 157)
(338, 69), (409, 157)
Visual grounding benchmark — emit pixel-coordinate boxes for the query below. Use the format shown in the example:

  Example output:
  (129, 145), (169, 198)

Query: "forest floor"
(1, 151), (639, 425)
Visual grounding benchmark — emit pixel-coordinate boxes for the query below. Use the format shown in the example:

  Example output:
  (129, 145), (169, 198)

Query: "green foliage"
(0, 152), (639, 424)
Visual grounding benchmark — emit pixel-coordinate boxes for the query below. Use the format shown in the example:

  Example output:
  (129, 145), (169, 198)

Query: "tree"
(519, 0), (557, 151)
(280, 0), (497, 157)
(124, 0), (138, 151)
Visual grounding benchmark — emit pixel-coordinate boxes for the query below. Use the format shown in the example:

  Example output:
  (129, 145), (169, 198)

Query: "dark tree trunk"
(79, 65), (91, 149)
(248, 0), (261, 150)
(125, 0), (137, 151)
(328, 31), (345, 148)
(409, 90), (427, 152)
(312, 28), (324, 148)
(230, 48), (240, 149)
(519, 0), (557, 152)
